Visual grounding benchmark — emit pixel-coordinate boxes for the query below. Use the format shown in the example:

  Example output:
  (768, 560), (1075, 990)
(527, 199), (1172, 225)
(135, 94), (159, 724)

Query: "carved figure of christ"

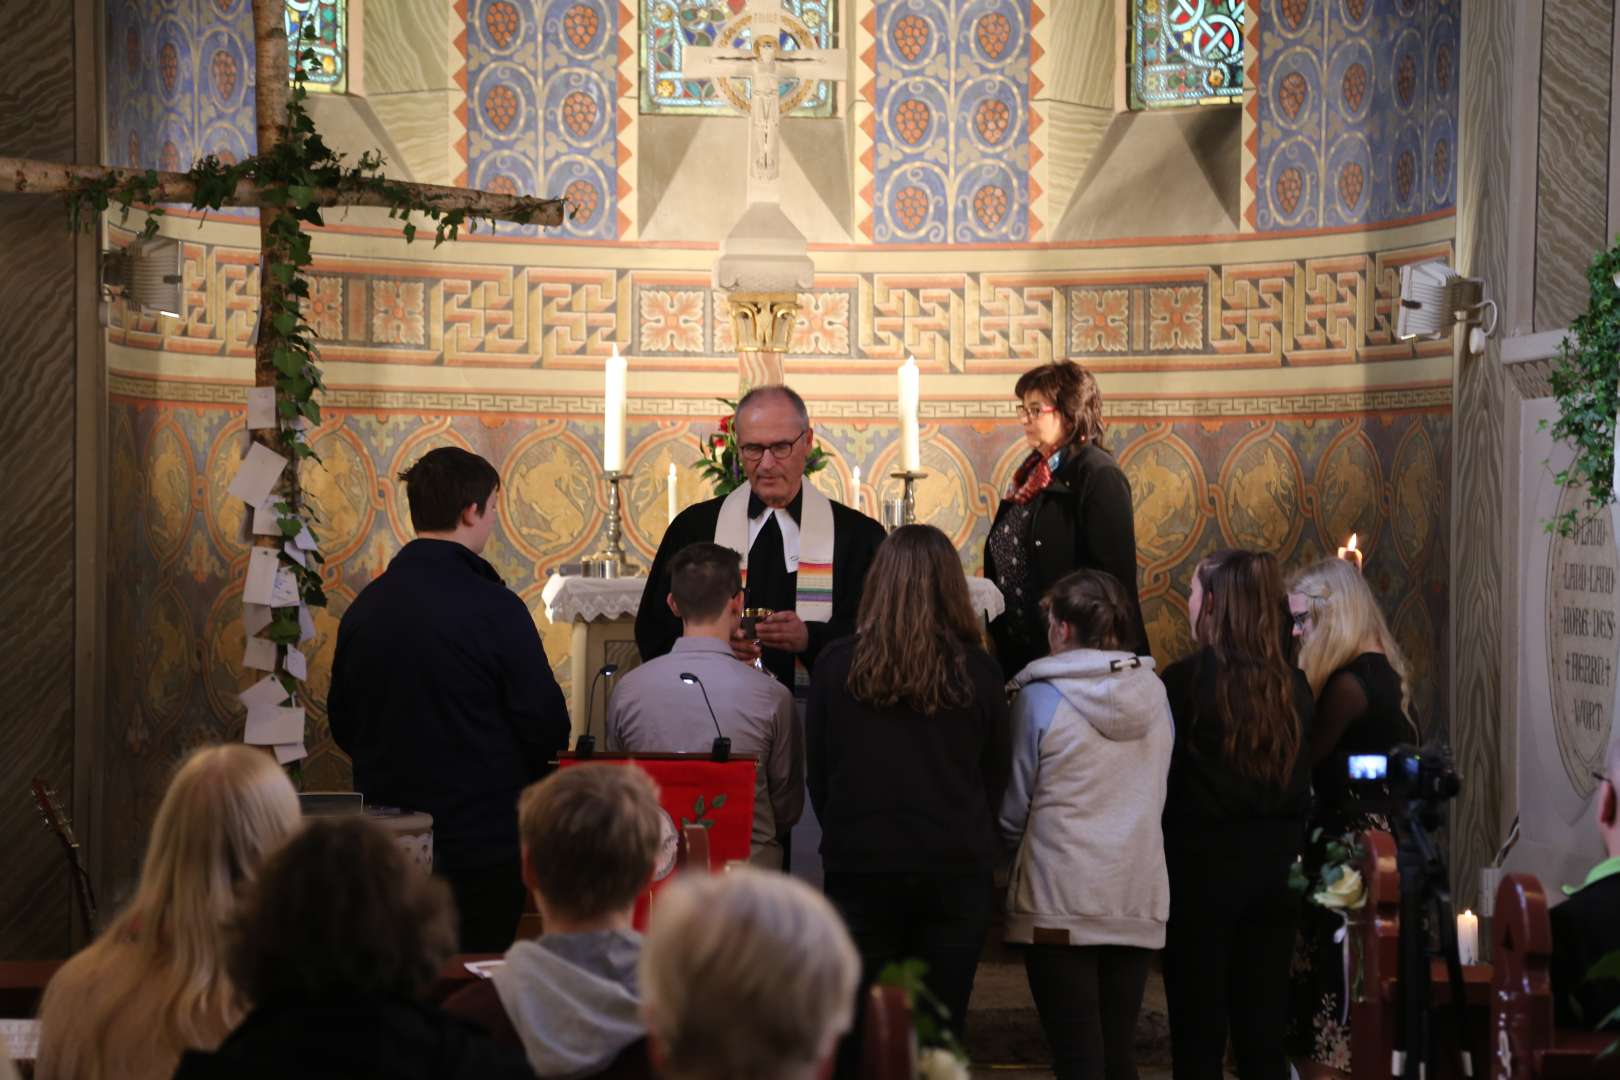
(682, 0), (847, 203)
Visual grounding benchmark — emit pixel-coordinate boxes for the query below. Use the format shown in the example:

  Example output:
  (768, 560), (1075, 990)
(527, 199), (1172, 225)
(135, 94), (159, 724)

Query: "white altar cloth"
(541, 572), (1006, 624)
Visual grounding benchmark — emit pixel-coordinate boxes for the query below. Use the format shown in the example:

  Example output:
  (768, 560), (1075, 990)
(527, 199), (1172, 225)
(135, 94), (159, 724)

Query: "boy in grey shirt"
(608, 542), (804, 867)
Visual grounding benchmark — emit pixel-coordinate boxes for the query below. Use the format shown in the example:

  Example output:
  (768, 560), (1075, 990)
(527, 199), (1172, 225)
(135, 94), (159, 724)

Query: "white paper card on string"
(243, 547), (280, 606)
(274, 742), (308, 765)
(283, 542), (307, 569)
(298, 605), (316, 643)
(251, 501), (281, 537)
(227, 443), (288, 507)
(294, 526), (318, 551)
(284, 647), (308, 680)
(243, 602), (272, 636)
(242, 636), (277, 672)
(239, 674), (290, 711)
(246, 388), (277, 431)
(245, 705), (304, 745)
(270, 567), (300, 608)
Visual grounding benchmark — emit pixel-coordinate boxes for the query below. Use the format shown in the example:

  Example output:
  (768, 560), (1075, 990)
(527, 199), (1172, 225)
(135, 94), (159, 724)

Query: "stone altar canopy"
(542, 573), (1007, 735)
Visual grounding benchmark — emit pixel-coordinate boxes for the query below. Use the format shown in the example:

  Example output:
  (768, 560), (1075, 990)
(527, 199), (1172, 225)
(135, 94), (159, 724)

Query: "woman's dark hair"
(397, 446), (500, 532)
(228, 817), (457, 1004)
(847, 525), (982, 713)
(1042, 569), (1132, 651)
(1013, 361), (1104, 448)
(1190, 549), (1301, 789)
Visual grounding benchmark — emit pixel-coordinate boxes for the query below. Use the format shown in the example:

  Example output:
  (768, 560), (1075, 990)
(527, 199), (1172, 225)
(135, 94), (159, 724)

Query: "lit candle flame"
(1337, 532), (1363, 571)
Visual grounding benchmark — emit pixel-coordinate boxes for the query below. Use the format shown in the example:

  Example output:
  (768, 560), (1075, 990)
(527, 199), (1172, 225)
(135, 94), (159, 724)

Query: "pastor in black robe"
(635, 485), (887, 687)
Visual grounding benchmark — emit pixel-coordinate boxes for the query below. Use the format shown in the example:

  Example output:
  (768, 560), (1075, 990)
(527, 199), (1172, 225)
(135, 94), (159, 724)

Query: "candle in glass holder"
(667, 462), (678, 523)
(851, 466), (862, 512)
(1456, 909), (1479, 965)
(1337, 532), (1363, 571)
(602, 345), (627, 472)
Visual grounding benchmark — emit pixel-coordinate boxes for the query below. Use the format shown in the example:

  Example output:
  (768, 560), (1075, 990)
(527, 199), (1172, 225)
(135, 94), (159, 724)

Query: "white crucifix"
(682, 0), (847, 203)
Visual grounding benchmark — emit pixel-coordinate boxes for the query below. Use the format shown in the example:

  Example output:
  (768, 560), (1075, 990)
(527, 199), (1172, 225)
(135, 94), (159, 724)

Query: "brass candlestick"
(889, 470), (928, 527)
(583, 470), (639, 578)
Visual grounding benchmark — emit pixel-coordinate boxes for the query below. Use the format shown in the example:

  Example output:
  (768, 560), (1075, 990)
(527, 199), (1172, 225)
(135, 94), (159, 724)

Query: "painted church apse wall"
(101, 0), (1458, 840)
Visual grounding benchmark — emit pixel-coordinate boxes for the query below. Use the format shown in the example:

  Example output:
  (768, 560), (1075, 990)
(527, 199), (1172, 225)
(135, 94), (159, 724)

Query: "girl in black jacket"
(1159, 550), (1313, 1080)
(984, 361), (1148, 679)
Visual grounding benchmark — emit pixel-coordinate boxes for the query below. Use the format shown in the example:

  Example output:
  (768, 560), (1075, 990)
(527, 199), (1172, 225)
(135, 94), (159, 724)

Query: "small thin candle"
(1456, 909), (1479, 965)
(898, 356), (921, 473)
(851, 466), (862, 512)
(667, 462), (678, 523)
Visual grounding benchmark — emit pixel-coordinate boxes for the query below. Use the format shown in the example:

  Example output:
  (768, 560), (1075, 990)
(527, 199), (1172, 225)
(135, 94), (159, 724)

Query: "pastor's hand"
(729, 628), (763, 665)
(755, 611), (810, 654)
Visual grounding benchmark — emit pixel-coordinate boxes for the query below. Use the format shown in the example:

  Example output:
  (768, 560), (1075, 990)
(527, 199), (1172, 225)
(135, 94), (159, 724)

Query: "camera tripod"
(1390, 797), (1474, 1080)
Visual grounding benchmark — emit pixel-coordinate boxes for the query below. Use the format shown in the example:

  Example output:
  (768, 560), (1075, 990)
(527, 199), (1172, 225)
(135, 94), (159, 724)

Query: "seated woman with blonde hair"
(640, 867), (859, 1080)
(36, 744), (302, 1080)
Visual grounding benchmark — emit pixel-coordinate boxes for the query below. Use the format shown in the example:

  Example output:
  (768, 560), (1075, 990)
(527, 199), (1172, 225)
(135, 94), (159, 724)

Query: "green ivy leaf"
(710, 794), (726, 809)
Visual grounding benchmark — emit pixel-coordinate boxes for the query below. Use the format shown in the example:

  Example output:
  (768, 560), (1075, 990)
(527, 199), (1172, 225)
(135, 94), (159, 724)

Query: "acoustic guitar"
(30, 777), (99, 939)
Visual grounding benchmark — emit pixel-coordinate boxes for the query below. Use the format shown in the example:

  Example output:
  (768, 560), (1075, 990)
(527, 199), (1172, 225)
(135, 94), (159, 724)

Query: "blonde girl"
(36, 744), (301, 1080)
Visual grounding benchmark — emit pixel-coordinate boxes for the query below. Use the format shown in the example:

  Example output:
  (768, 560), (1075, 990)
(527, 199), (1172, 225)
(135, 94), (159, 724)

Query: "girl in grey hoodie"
(998, 569), (1174, 1080)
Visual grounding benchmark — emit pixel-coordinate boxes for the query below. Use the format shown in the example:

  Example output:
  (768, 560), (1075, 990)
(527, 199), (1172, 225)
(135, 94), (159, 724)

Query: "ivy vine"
(67, 29), (544, 750)
(1546, 237), (1620, 536)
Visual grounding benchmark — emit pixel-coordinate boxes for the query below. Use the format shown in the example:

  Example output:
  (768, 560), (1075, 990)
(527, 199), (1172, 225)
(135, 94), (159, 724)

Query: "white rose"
(917, 1047), (971, 1080)
(1312, 867), (1366, 911)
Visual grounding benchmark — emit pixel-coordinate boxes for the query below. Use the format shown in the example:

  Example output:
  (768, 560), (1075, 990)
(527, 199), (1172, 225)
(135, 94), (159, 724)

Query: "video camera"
(1346, 743), (1461, 806)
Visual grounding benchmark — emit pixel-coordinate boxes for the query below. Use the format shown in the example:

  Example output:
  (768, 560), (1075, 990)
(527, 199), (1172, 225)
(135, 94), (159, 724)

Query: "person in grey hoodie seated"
(998, 568), (1174, 1080)
(444, 763), (664, 1079)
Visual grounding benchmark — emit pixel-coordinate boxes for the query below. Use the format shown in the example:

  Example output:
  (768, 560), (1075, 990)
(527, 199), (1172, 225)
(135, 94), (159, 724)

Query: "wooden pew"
(1348, 830), (1492, 1080)
(1489, 872), (1620, 1079)
(859, 984), (914, 1080)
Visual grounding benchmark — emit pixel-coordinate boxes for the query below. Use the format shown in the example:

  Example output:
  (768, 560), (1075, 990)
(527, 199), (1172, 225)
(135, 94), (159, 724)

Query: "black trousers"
(824, 870), (995, 1079)
(1162, 829), (1299, 1080)
(1025, 944), (1153, 1080)
(439, 861), (525, 954)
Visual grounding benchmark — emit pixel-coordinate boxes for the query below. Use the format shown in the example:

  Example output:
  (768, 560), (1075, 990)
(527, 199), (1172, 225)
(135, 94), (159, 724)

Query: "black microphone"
(575, 663), (620, 756)
(678, 672), (731, 762)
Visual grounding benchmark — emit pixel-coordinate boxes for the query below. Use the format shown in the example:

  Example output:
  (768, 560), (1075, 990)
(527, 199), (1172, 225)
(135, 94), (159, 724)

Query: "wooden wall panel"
(1451, 1), (1513, 912)
(0, 0), (88, 961)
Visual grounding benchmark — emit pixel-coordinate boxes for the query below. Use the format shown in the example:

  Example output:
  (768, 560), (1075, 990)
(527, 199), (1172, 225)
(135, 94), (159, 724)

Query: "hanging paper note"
(294, 526), (318, 551)
(283, 542), (307, 569)
(239, 674), (291, 711)
(274, 742), (308, 765)
(298, 605), (316, 643)
(246, 387), (277, 431)
(251, 501), (281, 537)
(243, 602), (272, 636)
(270, 566), (301, 608)
(227, 443), (289, 507)
(284, 647), (308, 680)
(245, 705), (305, 745)
(243, 547), (280, 606)
(242, 636), (277, 672)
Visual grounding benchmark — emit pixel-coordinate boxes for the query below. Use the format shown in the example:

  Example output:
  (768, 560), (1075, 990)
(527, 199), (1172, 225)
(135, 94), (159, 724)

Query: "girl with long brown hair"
(807, 525), (1011, 1068)
(1159, 550), (1315, 1080)
(36, 744), (302, 1080)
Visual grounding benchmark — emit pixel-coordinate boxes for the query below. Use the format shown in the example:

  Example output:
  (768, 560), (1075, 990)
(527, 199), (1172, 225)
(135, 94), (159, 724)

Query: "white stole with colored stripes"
(714, 482), (836, 623)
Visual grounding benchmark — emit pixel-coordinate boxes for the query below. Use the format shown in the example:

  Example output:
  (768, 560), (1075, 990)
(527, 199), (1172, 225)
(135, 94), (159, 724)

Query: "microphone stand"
(574, 663), (619, 756)
(679, 672), (731, 762)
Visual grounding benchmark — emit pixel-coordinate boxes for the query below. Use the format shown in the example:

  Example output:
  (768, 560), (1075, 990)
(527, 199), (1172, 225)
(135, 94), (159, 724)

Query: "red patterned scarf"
(1004, 449), (1056, 505)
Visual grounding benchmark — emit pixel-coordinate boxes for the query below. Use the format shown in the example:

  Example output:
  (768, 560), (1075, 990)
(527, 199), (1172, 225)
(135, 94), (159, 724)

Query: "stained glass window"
(1130, 0), (1243, 109)
(642, 0), (836, 116)
(286, 0), (347, 93)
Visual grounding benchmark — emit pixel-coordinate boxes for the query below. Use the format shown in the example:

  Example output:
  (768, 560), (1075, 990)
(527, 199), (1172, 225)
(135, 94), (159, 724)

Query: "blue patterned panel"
(467, 0), (620, 239)
(1255, 0), (1459, 232)
(872, 0), (1031, 244)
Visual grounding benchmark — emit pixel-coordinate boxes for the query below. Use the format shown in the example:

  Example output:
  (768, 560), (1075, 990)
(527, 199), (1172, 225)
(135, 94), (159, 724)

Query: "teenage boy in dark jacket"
(329, 446), (570, 952)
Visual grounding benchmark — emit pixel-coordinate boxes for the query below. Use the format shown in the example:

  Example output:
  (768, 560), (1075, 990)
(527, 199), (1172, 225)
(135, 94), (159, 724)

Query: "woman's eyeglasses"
(1013, 403), (1059, 422)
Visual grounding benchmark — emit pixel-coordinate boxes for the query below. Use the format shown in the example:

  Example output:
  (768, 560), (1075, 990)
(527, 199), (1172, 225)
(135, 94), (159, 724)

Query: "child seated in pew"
(1550, 739), (1620, 1031)
(173, 816), (533, 1080)
(444, 764), (663, 1078)
(640, 868), (860, 1080)
(36, 744), (302, 1080)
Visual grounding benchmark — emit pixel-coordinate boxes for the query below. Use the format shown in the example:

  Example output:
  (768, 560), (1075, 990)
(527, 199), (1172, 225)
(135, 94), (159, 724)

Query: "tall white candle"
(667, 462), (678, 523)
(851, 466), (862, 512)
(603, 346), (627, 472)
(1456, 909), (1479, 965)
(898, 356), (921, 472)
